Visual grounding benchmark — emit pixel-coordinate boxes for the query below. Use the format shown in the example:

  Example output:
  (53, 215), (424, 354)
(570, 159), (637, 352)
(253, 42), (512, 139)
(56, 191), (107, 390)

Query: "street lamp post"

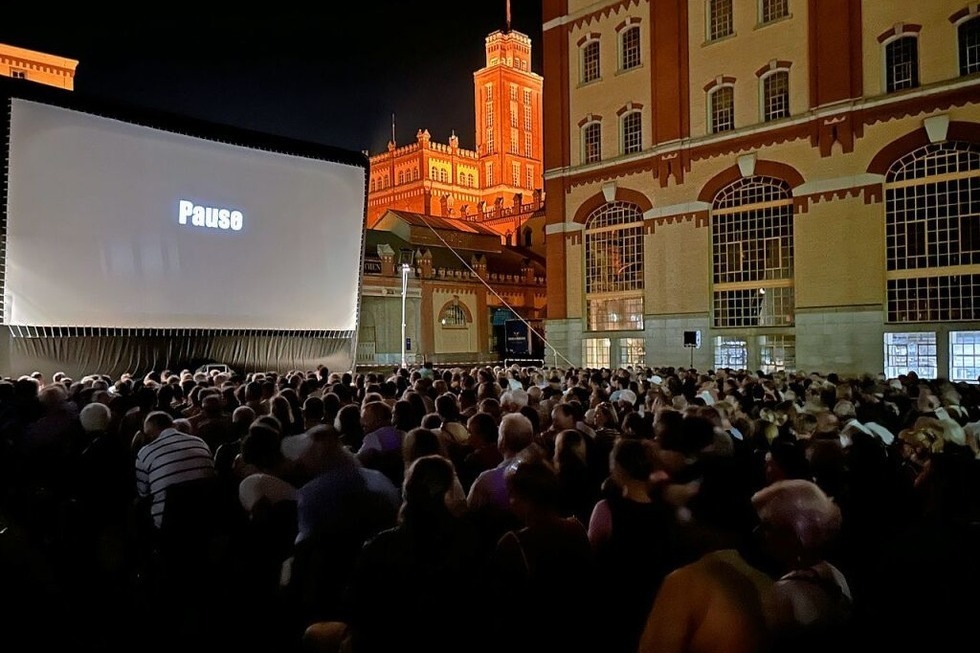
(400, 263), (410, 368)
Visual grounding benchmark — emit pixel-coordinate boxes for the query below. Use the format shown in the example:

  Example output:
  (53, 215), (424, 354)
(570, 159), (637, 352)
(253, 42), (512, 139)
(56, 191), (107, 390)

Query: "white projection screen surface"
(4, 99), (366, 330)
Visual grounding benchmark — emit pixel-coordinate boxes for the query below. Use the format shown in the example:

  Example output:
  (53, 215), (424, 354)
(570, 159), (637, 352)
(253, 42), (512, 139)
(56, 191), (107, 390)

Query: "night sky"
(0, 1), (543, 155)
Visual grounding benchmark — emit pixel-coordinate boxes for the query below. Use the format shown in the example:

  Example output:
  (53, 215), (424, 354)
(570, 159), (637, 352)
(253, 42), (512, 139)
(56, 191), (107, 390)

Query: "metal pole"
(401, 263), (410, 368)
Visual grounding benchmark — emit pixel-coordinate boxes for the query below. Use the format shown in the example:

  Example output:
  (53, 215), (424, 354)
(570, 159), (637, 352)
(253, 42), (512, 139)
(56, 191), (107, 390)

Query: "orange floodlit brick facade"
(366, 27), (544, 244)
(0, 43), (77, 90)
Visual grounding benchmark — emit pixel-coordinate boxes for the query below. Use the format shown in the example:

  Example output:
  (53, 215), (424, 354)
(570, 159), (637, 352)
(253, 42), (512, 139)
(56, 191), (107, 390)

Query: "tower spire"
(506, 0), (511, 32)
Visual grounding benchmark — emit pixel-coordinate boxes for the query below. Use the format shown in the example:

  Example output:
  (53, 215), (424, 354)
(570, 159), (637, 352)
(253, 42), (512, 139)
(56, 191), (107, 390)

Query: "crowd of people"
(0, 362), (978, 652)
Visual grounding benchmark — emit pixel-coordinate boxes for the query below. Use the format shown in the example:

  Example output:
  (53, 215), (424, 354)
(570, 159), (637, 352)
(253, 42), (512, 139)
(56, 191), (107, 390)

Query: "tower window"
(708, 0), (734, 41)
(621, 26), (641, 70)
(583, 122), (602, 164)
(582, 40), (601, 83)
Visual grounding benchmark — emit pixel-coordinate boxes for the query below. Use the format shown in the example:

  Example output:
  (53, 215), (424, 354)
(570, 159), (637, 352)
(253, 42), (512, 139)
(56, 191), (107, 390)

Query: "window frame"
(621, 109), (643, 155)
(581, 39), (601, 84)
(439, 300), (469, 329)
(584, 201), (646, 333)
(884, 142), (980, 323)
(582, 121), (603, 164)
(760, 69), (790, 122)
(949, 330), (980, 382)
(619, 25), (642, 71)
(758, 0), (789, 25)
(883, 34), (920, 94)
(711, 176), (795, 329)
(708, 84), (736, 134)
(958, 15), (980, 76)
(707, 0), (735, 42)
(884, 332), (937, 379)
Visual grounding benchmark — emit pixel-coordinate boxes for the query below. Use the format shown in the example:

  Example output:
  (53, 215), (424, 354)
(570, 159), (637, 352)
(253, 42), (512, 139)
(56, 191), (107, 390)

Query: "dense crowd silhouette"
(0, 363), (978, 652)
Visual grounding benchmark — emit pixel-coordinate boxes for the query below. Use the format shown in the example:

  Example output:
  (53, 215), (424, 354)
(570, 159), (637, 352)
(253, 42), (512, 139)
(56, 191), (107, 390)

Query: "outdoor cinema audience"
(0, 361), (978, 652)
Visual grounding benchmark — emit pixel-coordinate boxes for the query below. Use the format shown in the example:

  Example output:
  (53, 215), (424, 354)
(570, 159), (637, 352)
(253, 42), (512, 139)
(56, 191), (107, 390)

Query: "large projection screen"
(4, 98), (366, 331)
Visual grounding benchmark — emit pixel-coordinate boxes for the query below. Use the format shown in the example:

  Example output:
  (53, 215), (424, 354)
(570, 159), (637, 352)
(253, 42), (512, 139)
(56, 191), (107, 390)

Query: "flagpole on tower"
(506, 0), (511, 32)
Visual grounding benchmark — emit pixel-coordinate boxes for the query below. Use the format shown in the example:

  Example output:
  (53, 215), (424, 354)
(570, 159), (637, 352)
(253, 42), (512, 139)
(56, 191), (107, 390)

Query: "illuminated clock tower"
(474, 17), (543, 202)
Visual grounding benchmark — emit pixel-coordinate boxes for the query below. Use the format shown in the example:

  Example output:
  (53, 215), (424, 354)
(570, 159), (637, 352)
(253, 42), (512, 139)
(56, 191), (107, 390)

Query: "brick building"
(541, 0), (980, 379)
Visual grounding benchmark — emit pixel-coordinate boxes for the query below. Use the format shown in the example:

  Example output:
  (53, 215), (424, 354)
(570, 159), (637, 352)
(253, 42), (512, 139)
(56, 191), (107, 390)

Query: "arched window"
(762, 70), (789, 122)
(585, 201), (645, 331)
(468, 173), (475, 187)
(583, 122), (602, 164)
(439, 298), (469, 328)
(620, 26), (641, 70)
(621, 110), (642, 154)
(440, 169), (448, 183)
(711, 176), (795, 328)
(709, 85), (735, 133)
(959, 16), (980, 75)
(370, 178), (377, 192)
(523, 226), (533, 247)
(431, 166), (438, 180)
(398, 171), (405, 184)
(581, 40), (601, 83)
(884, 142), (980, 323)
(885, 35), (919, 93)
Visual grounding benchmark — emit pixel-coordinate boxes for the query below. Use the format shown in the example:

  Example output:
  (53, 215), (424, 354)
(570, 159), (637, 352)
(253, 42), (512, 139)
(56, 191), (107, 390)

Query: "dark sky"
(0, 1), (543, 155)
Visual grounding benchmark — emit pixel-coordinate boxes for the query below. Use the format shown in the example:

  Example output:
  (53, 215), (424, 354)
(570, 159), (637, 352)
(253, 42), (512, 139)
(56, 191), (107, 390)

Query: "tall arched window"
(582, 39), (601, 83)
(620, 26), (641, 70)
(959, 16), (980, 76)
(440, 169), (448, 183)
(370, 179), (377, 192)
(583, 122), (602, 164)
(431, 166), (438, 180)
(762, 70), (790, 122)
(398, 171), (405, 184)
(885, 35), (919, 93)
(885, 142), (980, 323)
(709, 85), (735, 133)
(467, 173), (475, 187)
(585, 201), (645, 331)
(711, 177), (795, 328)
(622, 111), (643, 154)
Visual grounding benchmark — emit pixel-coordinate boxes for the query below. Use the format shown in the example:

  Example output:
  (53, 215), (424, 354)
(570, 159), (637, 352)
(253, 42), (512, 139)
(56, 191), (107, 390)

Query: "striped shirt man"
(135, 412), (215, 528)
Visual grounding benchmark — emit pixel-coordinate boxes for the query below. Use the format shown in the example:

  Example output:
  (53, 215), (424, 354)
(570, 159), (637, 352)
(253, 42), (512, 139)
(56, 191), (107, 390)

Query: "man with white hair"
(78, 402), (132, 525)
(500, 388), (529, 414)
(466, 412), (533, 511)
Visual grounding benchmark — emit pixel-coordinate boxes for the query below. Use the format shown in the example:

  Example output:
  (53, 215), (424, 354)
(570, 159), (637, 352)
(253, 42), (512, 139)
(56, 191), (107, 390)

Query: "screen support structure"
(400, 263), (411, 368)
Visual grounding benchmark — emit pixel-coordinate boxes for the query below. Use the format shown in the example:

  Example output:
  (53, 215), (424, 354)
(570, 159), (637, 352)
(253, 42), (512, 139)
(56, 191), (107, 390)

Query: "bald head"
(752, 479), (842, 554)
(498, 412), (534, 457)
